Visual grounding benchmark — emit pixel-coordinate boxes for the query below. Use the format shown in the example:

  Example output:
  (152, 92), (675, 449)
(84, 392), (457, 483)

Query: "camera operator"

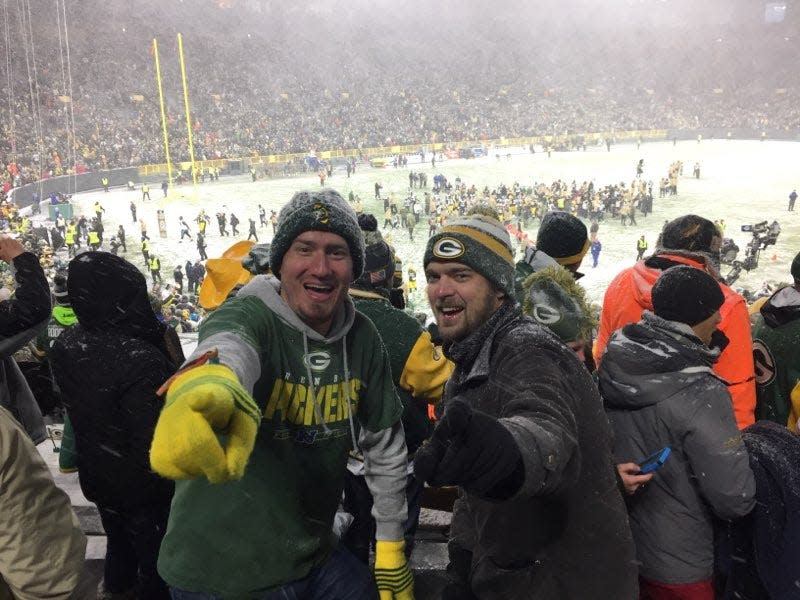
(724, 220), (781, 286)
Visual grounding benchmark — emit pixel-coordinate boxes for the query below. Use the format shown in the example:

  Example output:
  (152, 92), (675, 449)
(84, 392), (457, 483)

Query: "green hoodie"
(158, 276), (406, 598)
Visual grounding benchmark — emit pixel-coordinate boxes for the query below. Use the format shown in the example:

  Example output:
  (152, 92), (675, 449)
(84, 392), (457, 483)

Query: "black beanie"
(660, 215), (719, 253)
(652, 265), (725, 326)
(53, 273), (69, 304)
(269, 189), (365, 280)
(536, 211), (590, 267)
(791, 250), (800, 283)
(356, 213), (393, 288)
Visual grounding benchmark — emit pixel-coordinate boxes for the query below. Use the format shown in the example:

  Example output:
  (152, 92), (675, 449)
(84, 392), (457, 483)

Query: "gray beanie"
(269, 190), (365, 280)
(424, 213), (515, 296)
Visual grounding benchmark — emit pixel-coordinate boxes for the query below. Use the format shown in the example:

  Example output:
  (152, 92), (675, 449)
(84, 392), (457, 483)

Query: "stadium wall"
(135, 127), (800, 178)
(10, 167), (140, 209)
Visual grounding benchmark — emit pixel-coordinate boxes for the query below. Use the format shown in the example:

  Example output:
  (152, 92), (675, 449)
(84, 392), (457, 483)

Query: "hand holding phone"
(638, 447), (671, 474)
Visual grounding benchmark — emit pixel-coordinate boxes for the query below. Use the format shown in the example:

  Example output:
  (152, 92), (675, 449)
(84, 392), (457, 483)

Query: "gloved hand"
(150, 363), (261, 483)
(374, 540), (414, 600)
(241, 243), (272, 275)
(413, 400), (523, 500)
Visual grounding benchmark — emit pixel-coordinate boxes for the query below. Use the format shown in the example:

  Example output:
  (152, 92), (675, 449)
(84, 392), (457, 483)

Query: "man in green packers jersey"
(150, 189), (413, 600)
(751, 250), (800, 431)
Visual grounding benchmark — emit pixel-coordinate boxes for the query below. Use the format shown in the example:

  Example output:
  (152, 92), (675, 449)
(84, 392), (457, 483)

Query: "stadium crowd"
(2, 1), (800, 191)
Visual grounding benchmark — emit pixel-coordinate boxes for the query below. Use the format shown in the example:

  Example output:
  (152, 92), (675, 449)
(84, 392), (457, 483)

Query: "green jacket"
(752, 286), (800, 430)
(351, 288), (451, 452)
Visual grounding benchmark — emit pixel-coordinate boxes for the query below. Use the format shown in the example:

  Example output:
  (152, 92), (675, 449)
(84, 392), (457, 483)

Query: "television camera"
(721, 220), (781, 286)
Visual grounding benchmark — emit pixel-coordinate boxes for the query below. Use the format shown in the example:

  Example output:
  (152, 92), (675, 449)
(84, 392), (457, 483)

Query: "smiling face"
(425, 261), (505, 342)
(279, 230), (353, 335)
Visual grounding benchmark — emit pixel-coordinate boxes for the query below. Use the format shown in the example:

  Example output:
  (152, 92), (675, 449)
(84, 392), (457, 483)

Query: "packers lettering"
(264, 378), (361, 426)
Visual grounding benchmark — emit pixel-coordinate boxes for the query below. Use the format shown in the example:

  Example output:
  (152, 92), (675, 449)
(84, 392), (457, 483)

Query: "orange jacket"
(594, 253), (756, 429)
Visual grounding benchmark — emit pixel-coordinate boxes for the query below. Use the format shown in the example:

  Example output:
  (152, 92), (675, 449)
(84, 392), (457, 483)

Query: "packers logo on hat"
(432, 237), (465, 259)
(312, 203), (330, 225)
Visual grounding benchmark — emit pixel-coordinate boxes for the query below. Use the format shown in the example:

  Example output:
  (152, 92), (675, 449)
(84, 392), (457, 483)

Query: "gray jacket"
(445, 303), (638, 600)
(598, 311), (756, 584)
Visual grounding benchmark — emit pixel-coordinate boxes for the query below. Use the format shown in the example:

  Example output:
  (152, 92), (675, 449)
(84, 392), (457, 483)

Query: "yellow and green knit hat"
(424, 213), (516, 296)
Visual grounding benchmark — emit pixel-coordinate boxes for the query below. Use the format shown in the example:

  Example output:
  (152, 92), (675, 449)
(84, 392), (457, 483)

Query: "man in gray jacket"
(598, 265), (756, 599)
(415, 209), (638, 600)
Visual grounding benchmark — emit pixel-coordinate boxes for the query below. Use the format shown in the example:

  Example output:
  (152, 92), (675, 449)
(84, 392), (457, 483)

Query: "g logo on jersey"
(304, 351), (331, 371)
(752, 339), (776, 386)
(432, 237), (465, 259)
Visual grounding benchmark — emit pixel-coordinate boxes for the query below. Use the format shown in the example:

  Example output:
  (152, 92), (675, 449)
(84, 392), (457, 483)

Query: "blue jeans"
(169, 544), (378, 600)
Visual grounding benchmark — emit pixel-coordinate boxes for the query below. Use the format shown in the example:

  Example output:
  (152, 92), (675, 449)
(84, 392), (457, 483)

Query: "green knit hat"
(424, 213), (515, 296)
(269, 189), (365, 280)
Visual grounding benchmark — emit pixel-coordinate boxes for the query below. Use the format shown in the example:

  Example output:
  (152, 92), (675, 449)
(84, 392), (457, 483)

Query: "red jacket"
(594, 254), (756, 429)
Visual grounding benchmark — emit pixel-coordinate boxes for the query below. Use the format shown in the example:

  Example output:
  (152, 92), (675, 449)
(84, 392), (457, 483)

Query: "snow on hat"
(356, 213), (393, 288)
(424, 211), (515, 296)
(522, 266), (595, 342)
(269, 189), (364, 280)
(199, 240), (255, 310)
(659, 215), (719, 253)
(791, 250), (800, 283)
(241, 243), (272, 275)
(535, 211), (590, 267)
(651, 265), (724, 326)
(53, 273), (69, 303)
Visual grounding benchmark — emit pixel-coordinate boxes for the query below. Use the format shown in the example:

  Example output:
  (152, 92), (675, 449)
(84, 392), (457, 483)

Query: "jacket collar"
(446, 300), (521, 382)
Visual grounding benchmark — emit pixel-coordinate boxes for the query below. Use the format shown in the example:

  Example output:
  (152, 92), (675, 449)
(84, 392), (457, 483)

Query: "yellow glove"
(150, 363), (261, 483)
(374, 540), (414, 600)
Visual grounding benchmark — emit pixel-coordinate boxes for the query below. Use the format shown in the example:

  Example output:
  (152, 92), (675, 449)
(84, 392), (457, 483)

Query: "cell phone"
(638, 447), (671, 474)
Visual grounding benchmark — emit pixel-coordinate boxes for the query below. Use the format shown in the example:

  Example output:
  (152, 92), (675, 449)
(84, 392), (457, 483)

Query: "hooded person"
(343, 213), (453, 564)
(595, 214), (757, 430)
(49, 252), (184, 600)
(414, 207), (637, 599)
(149, 190), (413, 600)
(751, 250), (800, 431)
(598, 265), (755, 599)
(521, 265), (596, 363)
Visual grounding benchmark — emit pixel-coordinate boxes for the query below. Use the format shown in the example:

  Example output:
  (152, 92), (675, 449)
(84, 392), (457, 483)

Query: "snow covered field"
(64, 139), (800, 311)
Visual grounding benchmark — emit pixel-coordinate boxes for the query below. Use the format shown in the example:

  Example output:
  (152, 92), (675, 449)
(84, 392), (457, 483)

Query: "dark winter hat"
(791, 250), (800, 283)
(356, 213), (393, 288)
(424, 213), (515, 296)
(53, 273), (69, 303)
(241, 243), (272, 275)
(535, 211), (590, 267)
(651, 265), (725, 326)
(522, 266), (595, 342)
(659, 215), (719, 253)
(269, 189), (364, 280)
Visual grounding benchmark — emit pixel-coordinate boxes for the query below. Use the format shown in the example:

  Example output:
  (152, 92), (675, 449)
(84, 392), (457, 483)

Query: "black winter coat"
(445, 303), (638, 600)
(49, 252), (177, 509)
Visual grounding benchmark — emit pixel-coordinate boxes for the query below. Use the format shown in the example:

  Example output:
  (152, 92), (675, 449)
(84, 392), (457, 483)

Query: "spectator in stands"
(751, 250), (800, 430)
(50, 252), (183, 600)
(0, 405), (86, 600)
(598, 265), (755, 599)
(595, 215), (757, 430)
(415, 210), (637, 599)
